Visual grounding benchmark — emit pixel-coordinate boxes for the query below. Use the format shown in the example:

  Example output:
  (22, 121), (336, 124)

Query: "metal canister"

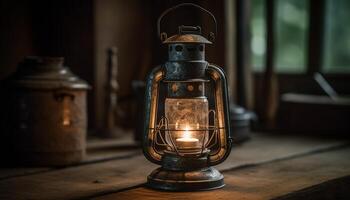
(230, 105), (254, 144)
(8, 57), (90, 166)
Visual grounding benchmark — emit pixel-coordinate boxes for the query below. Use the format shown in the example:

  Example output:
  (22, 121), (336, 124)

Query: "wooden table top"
(1, 133), (349, 200)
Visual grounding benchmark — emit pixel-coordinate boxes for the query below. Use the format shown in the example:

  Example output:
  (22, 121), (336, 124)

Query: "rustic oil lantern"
(143, 3), (232, 191)
(8, 57), (90, 166)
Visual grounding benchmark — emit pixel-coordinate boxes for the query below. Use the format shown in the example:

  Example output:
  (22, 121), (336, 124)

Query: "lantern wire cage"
(151, 109), (224, 157)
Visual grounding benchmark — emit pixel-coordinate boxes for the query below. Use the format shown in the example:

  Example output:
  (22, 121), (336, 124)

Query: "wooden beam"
(307, 0), (326, 75)
(235, 0), (254, 109)
(224, 0), (236, 101)
(260, 0), (279, 127)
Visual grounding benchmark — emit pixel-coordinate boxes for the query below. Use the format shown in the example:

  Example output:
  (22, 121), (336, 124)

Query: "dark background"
(1, 0), (349, 135)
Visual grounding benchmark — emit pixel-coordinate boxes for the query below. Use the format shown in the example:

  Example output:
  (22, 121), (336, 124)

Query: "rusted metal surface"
(8, 57), (90, 166)
(164, 33), (212, 44)
(143, 3), (231, 191)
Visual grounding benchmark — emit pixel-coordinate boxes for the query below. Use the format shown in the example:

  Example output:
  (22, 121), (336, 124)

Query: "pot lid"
(230, 105), (253, 121)
(10, 57), (90, 90)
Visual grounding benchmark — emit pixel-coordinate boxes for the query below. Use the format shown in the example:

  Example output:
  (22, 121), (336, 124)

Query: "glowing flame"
(183, 125), (191, 139)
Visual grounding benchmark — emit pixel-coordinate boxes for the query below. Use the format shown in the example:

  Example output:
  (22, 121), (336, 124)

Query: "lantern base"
(146, 152), (224, 191)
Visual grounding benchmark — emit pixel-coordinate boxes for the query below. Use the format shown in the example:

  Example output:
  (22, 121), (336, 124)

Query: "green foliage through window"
(251, 0), (309, 73)
(323, 0), (350, 73)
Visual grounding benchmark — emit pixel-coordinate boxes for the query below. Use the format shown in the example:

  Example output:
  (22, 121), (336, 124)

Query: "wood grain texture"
(0, 136), (137, 180)
(0, 134), (347, 200)
(95, 147), (350, 200)
(0, 168), (50, 180)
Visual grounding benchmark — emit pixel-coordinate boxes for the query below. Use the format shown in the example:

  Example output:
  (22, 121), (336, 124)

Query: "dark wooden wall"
(2, 0), (349, 133)
(0, 0), (95, 128)
(0, 0), (227, 133)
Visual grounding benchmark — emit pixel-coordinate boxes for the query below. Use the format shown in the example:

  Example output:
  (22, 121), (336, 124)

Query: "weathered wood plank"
(0, 155), (151, 200)
(0, 168), (51, 180)
(95, 147), (350, 200)
(218, 133), (348, 171)
(83, 135), (139, 163)
(0, 134), (346, 200)
(0, 135), (138, 180)
(275, 175), (350, 200)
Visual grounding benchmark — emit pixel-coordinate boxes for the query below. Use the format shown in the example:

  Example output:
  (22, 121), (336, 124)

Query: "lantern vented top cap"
(162, 25), (213, 44)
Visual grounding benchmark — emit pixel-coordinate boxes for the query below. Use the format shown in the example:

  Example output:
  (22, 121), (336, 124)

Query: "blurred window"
(323, 0), (350, 73)
(251, 0), (309, 73)
(251, 0), (266, 72)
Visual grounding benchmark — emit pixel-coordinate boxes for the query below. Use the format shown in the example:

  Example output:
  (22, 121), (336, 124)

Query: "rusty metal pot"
(8, 57), (90, 166)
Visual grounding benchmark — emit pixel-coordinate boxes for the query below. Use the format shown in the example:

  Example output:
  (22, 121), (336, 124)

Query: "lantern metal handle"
(206, 64), (233, 165)
(157, 3), (218, 42)
(143, 65), (165, 165)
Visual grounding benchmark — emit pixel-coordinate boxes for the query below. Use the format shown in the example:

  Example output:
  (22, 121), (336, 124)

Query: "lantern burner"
(152, 110), (221, 157)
